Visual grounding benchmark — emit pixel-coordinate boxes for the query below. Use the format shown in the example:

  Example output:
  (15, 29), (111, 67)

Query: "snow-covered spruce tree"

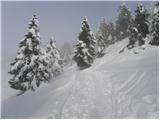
(135, 2), (149, 39)
(8, 13), (50, 94)
(45, 37), (62, 78)
(116, 2), (132, 40)
(96, 32), (106, 57)
(127, 2), (149, 48)
(99, 17), (109, 46)
(150, 2), (159, 46)
(107, 21), (115, 43)
(74, 16), (96, 70)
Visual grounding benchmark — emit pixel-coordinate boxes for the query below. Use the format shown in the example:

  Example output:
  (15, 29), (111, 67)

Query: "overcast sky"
(2, 1), (154, 63)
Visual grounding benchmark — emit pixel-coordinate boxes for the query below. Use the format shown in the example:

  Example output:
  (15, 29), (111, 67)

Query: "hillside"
(2, 38), (159, 118)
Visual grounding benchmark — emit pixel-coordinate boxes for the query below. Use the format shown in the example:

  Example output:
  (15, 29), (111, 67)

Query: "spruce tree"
(107, 21), (115, 43)
(45, 37), (62, 78)
(8, 13), (50, 94)
(127, 2), (149, 48)
(116, 3), (132, 40)
(74, 16), (96, 70)
(97, 32), (105, 57)
(135, 2), (149, 38)
(150, 2), (159, 46)
(99, 17), (109, 46)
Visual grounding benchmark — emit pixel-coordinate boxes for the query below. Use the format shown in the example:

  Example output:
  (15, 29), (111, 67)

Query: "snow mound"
(2, 38), (159, 118)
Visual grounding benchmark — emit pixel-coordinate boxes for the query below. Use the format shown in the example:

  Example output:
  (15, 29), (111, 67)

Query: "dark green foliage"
(150, 2), (159, 46)
(134, 2), (149, 38)
(108, 21), (115, 42)
(74, 17), (96, 70)
(99, 18), (109, 45)
(97, 32), (106, 57)
(98, 18), (115, 47)
(116, 3), (132, 40)
(127, 2), (149, 49)
(45, 37), (62, 77)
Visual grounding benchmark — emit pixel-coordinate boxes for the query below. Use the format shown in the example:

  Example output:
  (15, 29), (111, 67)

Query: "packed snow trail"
(59, 70), (113, 118)
(2, 39), (158, 118)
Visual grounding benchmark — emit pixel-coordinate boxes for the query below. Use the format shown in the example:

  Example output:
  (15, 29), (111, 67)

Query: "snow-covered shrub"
(45, 37), (62, 78)
(96, 32), (106, 57)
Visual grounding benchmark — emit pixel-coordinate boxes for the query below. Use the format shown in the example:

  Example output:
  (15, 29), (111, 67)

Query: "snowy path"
(60, 70), (113, 118)
(46, 69), (113, 118)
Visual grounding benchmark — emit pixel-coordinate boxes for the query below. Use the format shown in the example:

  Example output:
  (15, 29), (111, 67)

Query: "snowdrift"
(2, 38), (159, 118)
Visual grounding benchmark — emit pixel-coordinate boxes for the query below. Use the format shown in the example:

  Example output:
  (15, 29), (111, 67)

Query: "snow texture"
(2, 38), (159, 118)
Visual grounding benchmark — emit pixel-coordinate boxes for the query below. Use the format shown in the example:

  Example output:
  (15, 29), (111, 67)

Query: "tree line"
(74, 2), (159, 69)
(8, 2), (159, 94)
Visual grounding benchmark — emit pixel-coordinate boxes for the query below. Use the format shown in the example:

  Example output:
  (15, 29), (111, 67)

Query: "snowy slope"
(2, 38), (159, 118)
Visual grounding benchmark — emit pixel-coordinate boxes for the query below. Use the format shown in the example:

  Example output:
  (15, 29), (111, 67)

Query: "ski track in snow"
(48, 68), (158, 118)
(51, 70), (113, 119)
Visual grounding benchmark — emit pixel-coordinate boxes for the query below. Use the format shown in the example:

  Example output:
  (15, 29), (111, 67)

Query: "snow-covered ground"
(2, 38), (159, 118)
